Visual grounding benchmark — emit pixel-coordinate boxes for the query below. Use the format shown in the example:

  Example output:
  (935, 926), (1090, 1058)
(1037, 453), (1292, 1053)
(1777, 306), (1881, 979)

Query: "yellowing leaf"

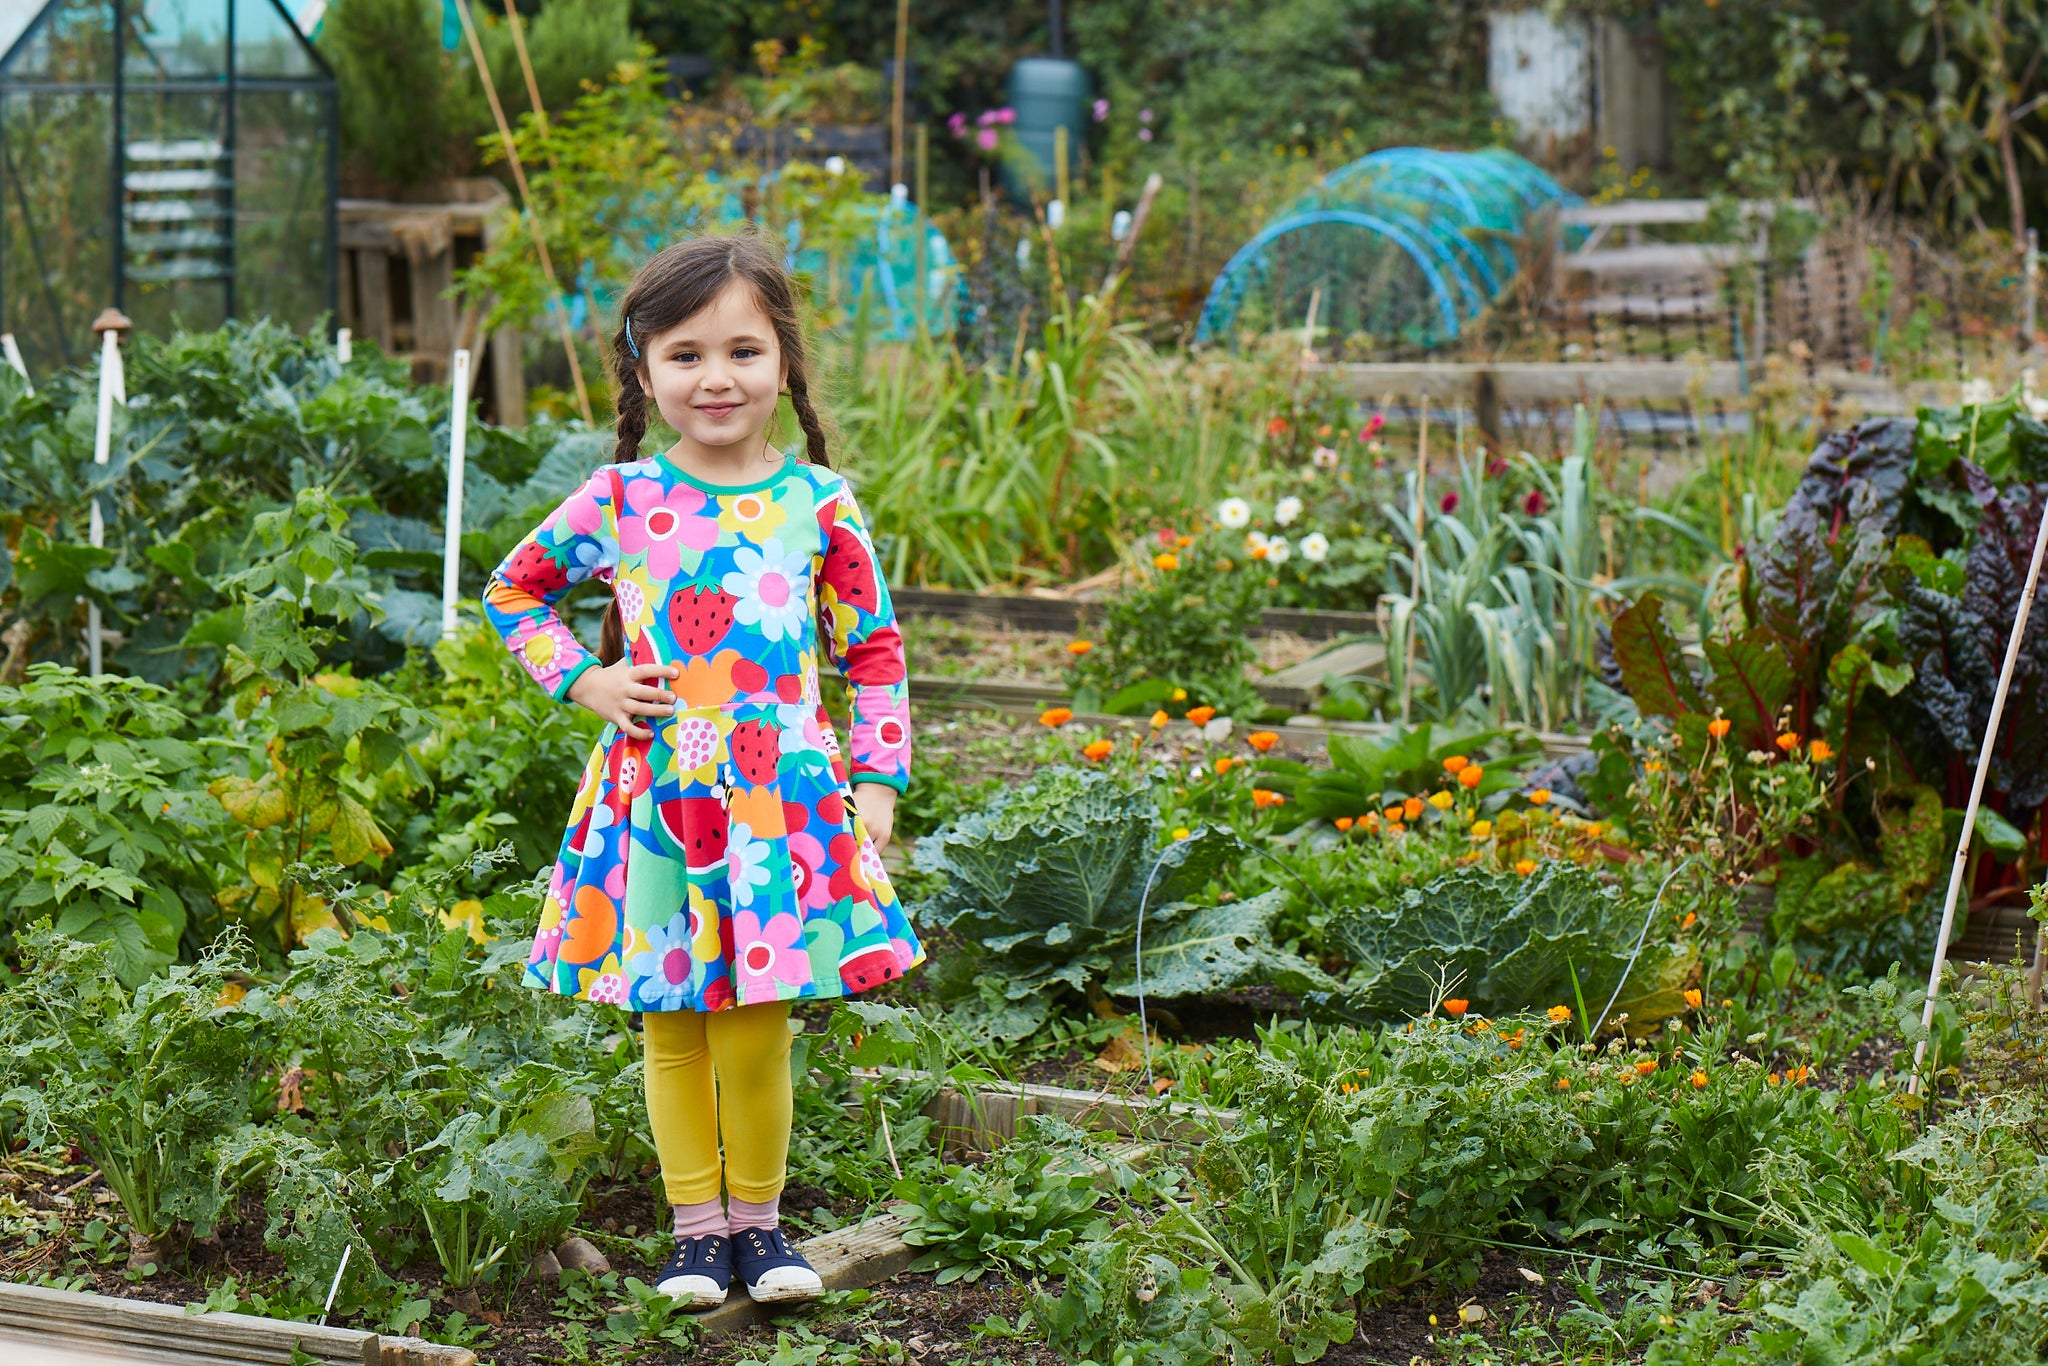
(208, 773), (291, 829)
(442, 899), (488, 945)
(328, 794), (392, 865)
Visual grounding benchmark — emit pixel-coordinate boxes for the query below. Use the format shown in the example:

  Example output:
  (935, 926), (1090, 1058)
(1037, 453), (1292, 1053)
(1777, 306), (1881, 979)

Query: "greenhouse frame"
(0, 0), (336, 373)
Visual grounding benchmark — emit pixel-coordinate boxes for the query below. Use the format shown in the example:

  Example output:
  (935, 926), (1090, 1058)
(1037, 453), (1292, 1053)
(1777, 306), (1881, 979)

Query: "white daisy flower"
(722, 539), (813, 642)
(1217, 497), (1252, 529)
(724, 823), (773, 908)
(1265, 535), (1292, 565)
(1300, 531), (1330, 562)
(1274, 496), (1304, 526)
(1312, 445), (1340, 469)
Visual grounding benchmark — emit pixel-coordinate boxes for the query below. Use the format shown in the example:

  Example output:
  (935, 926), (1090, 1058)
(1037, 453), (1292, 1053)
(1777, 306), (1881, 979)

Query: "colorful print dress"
(484, 451), (922, 1013)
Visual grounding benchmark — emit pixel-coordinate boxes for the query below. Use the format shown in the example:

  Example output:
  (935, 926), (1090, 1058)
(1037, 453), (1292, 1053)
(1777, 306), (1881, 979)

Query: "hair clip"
(623, 316), (640, 360)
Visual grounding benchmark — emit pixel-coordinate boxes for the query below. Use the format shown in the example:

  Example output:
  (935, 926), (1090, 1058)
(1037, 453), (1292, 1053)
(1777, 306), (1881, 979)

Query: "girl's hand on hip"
(568, 662), (677, 739)
(852, 783), (898, 851)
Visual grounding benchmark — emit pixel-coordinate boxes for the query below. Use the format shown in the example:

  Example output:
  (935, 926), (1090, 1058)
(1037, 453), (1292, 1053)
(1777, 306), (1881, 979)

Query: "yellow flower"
(1154, 552), (1180, 571)
(1068, 639), (1094, 655)
(1644, 760), (1664, 773)
(1546, 1004), (1572, 1024)
(1171, 826), (1191, 840)
(1428, 790), (1455, 810)
(1469, 819), (1493, 839)
(1516, 859), (1538, 876)
(1528, 788), (1551, 805)
(1683, 988), (1702, 1008)
(1690, 1070), (1709, 1089)
(716, 489), (788, 540)
(1171, 687), (1188, 701)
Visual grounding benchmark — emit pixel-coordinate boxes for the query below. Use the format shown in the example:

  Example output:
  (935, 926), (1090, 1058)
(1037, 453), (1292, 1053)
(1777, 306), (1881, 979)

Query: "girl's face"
(636, 278), (787, 457)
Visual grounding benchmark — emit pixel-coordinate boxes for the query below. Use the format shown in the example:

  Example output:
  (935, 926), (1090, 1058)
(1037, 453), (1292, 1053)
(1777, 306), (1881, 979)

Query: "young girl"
(483, 233), (920, 1309)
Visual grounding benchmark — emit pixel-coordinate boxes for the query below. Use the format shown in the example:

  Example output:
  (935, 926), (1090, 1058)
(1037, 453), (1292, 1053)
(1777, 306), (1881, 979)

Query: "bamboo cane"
(86, 308), (129, 677)
(889, 0), (910, 190)
(1909, 487), (2048, 1092)
(1400, 405), (1429, 725)
(453, 0), (592, 423)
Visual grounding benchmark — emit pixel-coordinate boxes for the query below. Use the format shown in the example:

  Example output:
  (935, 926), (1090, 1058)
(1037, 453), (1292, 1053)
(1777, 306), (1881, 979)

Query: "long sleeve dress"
(483, 451), (923, 1014)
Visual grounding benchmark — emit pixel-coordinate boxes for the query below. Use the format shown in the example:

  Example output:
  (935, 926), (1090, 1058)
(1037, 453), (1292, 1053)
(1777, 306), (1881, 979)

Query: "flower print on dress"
(717, 488), (788, 542)
(724, 821), (775, 908)
(628, 911), (705, 1011)
(613, 566), (657, 634)
(582, 966), (631, 1004)
(723, 540), (813, 642)
(621, 477), (718, 582)
(549, 472), (610, 538)
(726, 909), (810, 1000)
(850, 692), (912, 780)
(787, 831), (835, 911)
(506, 616), (580, 694)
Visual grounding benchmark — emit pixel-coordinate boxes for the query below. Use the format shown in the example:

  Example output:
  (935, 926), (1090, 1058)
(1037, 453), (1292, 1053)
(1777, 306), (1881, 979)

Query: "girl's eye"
(733, 347), (759, 360)
(671, 350), (699, 363)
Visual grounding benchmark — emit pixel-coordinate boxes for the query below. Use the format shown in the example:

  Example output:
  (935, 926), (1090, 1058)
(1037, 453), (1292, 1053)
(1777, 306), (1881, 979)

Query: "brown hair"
(599, 231), (831, 665)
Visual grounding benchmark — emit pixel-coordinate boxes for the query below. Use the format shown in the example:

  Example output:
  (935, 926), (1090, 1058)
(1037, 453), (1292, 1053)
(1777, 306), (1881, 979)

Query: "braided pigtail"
(612, 353), (650, 464)
(786, 366), (832, 468)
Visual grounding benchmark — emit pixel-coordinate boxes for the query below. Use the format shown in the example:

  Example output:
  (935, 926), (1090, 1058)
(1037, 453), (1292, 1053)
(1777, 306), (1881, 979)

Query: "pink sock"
(725, 1193), (781, 1233)
(672, 1198), (726, 1241)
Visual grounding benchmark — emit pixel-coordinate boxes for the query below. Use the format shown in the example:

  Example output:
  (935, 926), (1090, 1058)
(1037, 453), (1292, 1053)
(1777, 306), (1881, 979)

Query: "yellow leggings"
(642, 1003), (793, 1206)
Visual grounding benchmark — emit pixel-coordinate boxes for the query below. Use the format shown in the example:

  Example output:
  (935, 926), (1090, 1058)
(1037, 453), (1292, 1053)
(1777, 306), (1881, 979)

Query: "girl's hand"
(567, 662), (677, 739)
(852, 783), (898, 852)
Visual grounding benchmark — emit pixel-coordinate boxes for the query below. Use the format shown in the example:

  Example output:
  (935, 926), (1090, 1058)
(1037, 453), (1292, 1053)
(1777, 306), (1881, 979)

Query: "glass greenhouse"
(0, 0), (335, 372)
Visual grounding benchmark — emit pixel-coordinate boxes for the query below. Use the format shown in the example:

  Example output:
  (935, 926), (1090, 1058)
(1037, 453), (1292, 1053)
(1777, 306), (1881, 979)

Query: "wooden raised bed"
(893, 589), (1378, 643)
(0, 1280), (474, 1365)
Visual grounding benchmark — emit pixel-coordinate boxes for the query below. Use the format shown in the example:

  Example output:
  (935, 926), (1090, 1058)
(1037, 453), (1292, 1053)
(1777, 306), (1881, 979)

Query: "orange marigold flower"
(1154, 552), (1180, 571)
(1787, 1065), (1809, 1085)
(1067, 639), (1093, 656)
(1151, 709), (1170, 729)
(1214, 756), (1234, 775)
(1516, 859), (1539, 876)
(1644, 760), (1664, 773)
(1690, 1070), (1709, 1089)
(1584, 822), (1603, 839)
(1683, 988), (1703, 1008)
(1707, 717), (1732, 739)
(1808, 740), (1834, 762)
(1768, 1072), (1782, 1086)
(1555, 1077), (1571, 1090)
(1039, 707), (1074, 727)
(1383, 805), (1404, 822)
(1776, 731), (1799, 751)
(1402, 796), (1425, 821)
(1186, 705), (1217, 725)
(1082, 739), (1114, 761)
(1528, 788), (1552, 805)
(1507, 1029), (1526, 1049)
(1680, 911), (1697, 930)
(1458, 765), (1484, 789)
(1334, 816), (1355, 831)
(1250, 544), (1270, 560)
(1546, 1005), (1572, 1024)
(1251, 788), (1285, 808)
(1340, 1081), (1358, 1094)
(1266, 416), (1288, 436)
(1634, 1059), (1658, 1076)
(1388, 822), (1407, 835)
(1443, 755), (1470, 773)
(1247, 731), (1280, 752)
(1443, 999), (1469, 1017)
(1176, 534), (1194, 548)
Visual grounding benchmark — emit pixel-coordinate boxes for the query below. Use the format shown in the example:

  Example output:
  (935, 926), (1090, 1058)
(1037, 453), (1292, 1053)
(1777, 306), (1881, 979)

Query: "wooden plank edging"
(0, 1279), (472, 1366)
(892, 589), (1378, 642)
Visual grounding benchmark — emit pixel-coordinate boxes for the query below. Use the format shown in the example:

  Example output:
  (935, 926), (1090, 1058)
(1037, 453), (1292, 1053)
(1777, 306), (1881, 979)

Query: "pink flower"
(620, 477), (716, 582)
(1156, 526), (1178, 546)
(977, 128), (999, 151)
(551, 473), (608, 537)
(1092, 98), (1109, 121)
(851, 694), (912, 778)
(1485, 455), (1509, 478)
(1523, 488), (1550, 516)
(947, 111), (967, 137)
(528, 924), (562, 966)
(1139, 108), (1153, 123)
(1439, 491), (1459, 514)
(1138, 128), (1153, 142)
(994, 107), (1015, 124)
(729, 909), (809, 999)
(788, 832), (835, 910)
(1361, 413), (1385, 438)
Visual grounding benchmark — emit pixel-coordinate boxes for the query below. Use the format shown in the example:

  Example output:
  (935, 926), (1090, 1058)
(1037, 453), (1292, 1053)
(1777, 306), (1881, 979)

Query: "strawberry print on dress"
(484, 453), (921, 1013)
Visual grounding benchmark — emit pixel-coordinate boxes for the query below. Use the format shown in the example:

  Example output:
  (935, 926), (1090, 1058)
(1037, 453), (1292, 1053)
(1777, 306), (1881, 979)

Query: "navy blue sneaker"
(655, 1233), (731, 1310)
(731, 1225), (823, 1303)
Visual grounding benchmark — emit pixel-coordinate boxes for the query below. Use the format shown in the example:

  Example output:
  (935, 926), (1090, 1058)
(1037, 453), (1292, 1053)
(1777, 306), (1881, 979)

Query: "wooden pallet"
(0, 1280), (472, 1366)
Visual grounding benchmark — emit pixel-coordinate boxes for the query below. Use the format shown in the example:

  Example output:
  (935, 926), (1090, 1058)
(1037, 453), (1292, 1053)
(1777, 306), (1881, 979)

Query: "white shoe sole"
(744, 1270), (826, 1304)
(656, 1274), (728, 1310)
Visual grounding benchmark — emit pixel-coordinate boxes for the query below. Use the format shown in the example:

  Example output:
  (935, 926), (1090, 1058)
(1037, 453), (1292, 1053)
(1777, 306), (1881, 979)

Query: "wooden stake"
(1054, 124), (1069, 211)
(1401, 405), (1429, 725)
(1101, 172), (1163, 295)
(890, 0), (910, 189)
(1910, 485), (2048, 1091)
(453, 0), (591, 423)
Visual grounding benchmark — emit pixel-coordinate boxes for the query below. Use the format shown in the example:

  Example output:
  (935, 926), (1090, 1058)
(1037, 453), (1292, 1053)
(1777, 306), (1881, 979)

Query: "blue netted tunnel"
(1196, 148), (1582, 353)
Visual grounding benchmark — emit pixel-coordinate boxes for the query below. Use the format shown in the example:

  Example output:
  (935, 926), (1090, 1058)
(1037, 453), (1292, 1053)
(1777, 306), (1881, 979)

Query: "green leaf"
(1704, 628), (1794, 746)
(1105, 890), (1339, 999)
(1610, 593), (1702, 718)
(1973, 806), (2025, 859)
(12, 526), (115, 611)
(1829, 1231), (1905, 1280)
